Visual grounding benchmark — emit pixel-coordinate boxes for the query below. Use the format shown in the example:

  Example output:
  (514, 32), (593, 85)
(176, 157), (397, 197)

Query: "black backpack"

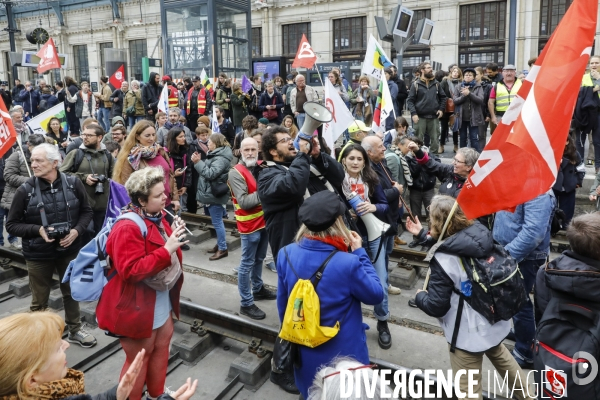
(449, 244), (528, 351)
(534, 291), (600, 399)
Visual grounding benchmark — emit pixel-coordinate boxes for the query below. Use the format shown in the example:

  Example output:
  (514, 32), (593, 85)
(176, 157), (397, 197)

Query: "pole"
(508, 0), (517, 65)
(5, 1), (19, 82)
(17, 141), (32, 177)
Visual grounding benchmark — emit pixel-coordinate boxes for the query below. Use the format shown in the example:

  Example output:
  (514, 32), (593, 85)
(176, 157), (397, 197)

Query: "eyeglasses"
(322, 364), (376, 383)
(452, 158), (466, 164)
(276, 137), (293, 145)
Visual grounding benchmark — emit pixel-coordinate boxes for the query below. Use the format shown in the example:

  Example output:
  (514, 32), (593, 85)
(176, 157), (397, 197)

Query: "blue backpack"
(62, 213), (147, 302)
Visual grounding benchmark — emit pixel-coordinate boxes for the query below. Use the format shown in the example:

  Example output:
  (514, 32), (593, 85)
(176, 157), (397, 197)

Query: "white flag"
(372, 72), (395, 134)
(200, 68), (208, 83)
(157, 84), (169, 113)
(362, 35), (394, 80)
(212, 106), (220, 133)
(322, 79), (354, 155)
(25, 103), (65, 134)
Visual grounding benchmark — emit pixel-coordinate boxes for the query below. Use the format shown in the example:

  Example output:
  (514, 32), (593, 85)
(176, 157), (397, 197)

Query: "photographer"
(60, 124), (114, 234)
(6, 143), (96, 348)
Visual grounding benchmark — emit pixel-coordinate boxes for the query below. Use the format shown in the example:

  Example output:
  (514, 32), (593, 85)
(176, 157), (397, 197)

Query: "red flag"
(0, 96), (18, 157)
(36, 38), (61, 74)
(292, 34), (317, 69)
(457, 0), (597, 219)
(109, 64), (126, 90)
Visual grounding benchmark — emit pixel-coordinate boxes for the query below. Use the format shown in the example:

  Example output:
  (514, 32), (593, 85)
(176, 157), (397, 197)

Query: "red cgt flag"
(457, 0), (597, 220)
(109, 64), (126, 90)
(36, 38), (61, 74)
(292, 34), (317, 69)
(0, 96), (18, 157)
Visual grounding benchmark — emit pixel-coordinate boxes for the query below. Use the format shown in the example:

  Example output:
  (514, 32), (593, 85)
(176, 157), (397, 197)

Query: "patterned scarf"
(0, 369), (85, 400)
(128, 142), (159, 171)
(126, 203), (163, 227)
(389, 146), (413, 186)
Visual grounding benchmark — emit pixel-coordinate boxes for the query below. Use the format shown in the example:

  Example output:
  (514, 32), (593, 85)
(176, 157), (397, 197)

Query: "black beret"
(299, 191), (346, 232)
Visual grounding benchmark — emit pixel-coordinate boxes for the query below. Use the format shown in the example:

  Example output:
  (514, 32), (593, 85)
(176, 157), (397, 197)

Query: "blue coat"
(17, 89), (41, 117)
(276, 238), (384, 399)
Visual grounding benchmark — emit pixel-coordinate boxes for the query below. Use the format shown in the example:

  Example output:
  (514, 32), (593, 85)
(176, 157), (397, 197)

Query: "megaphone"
(294, 102), (333, 152)
(346, 192), (390, 241)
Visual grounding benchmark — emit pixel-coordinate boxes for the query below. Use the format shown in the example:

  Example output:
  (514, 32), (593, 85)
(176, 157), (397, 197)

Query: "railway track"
(0, 246), (510, 399)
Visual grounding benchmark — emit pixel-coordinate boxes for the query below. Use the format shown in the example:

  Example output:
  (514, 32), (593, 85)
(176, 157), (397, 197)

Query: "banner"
(292, 34), (317, 69)
(362, 35), (394, 80)
(322, 79), (354, 155)
(0, 95), (18, 157)
(456, 0), (597, 219)
(26, 103), (67, 135)
(36, 38), (61, 74)
(372, 72), (395, 133)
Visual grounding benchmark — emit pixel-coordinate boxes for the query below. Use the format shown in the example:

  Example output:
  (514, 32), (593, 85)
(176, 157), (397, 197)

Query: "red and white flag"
(457, 0), (597, 219)
(36, 38), (61, 74)
(0, 96), (18, 157)
(292, 34), (317, 69)
(109, 64), (126, 90)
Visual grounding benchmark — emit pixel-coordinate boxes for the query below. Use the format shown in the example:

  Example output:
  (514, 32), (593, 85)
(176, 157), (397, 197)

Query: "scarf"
(13, 121), (25, 134)
(128, 142), (160, 171)
(388, 146), (413, 186)
(126, 203), (163, 227)
(0, 369), (86, 400)
(164, 121), (184, 130)
(305, 235), (348, 252)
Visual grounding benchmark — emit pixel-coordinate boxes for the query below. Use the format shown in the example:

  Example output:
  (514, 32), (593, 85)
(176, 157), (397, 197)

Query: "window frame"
(73, 45), (90, 84)
(282, 22), (311, 63)
(538, 0), (573, 53)
(252, 27), (262, 57)
(332, 16), (366, 62)
(98, 42), (113, 78)
(129, 39), (148, 82)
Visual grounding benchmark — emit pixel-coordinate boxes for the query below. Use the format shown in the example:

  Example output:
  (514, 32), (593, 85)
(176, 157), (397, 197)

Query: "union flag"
(292, 34), (317, 69)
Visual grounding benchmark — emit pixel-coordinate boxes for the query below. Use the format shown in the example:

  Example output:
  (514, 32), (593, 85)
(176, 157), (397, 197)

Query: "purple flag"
(241, 75), (252, 93)
(104, 180), (131, 226)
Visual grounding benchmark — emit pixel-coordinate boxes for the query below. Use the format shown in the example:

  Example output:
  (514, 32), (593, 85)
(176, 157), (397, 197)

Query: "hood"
(437, 222), (494, 259)
(41, 93), (53, 100)
(149, 72), (160, 87)
(208, 145), (233, 161)
(545, 251), (600, 303)
(78, 142), (107, 151)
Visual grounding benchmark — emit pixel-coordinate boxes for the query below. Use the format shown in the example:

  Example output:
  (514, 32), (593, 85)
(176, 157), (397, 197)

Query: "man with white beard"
(228, 137), (275, 320)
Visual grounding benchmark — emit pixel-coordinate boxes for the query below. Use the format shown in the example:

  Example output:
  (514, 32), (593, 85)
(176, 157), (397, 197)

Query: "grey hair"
(32, 143), (62, 167)
(124, 167), (165, 206)
(130, 80), (140, 89)
(362, 135), (381, 153)
(168, 107), (181, 115)
(9, 109), (22, 117)
(457, 147), (480, 167)
(265, 80), (274, 87)
(27, 134), (46, 147)
(295, 74), (305, 82)
(307, 357), (387, 400)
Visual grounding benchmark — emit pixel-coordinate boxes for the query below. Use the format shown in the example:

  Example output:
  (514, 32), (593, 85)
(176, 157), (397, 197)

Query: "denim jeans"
(207, 204), (227, 250)
(238, 229), (269, 307)
(98, 107), (111, 132)
(128, 116), (144, 130)
(459, 121), (479, 149)
(0, 208), (17, 246)
(295, 113), (306, 130)
(384, 233), (395, 275)
(363, 236), (389, 321)
(512, 258), (546, 362)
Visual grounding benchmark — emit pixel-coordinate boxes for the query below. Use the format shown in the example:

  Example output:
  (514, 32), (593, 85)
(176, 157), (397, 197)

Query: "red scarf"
(305, 235), (348, 252)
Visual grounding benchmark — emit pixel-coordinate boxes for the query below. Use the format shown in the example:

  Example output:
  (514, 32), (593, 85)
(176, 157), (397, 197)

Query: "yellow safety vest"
(495, 80), (522, 112)
(581, 73), (600, 98)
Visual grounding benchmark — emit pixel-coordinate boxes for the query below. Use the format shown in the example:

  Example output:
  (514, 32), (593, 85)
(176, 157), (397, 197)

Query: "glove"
(293, 131), (313, 152)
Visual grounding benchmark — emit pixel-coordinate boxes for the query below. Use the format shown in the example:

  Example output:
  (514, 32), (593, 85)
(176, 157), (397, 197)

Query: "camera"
(93, 174), (107, 194)
(45, 222), (71, 240)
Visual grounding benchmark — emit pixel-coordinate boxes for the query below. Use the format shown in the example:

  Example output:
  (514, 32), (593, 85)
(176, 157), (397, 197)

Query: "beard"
(84, 142), (97, 150)
(277, 149), (295, 163)
(242, 156), (257, 167)
(423, 71), (434, 80)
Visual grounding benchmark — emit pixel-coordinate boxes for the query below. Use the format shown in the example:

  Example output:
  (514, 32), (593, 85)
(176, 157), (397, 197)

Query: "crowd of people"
(0, 56), (599, 400)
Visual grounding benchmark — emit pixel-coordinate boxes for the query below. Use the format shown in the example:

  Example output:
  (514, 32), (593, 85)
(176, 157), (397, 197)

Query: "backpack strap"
(103, 213), (148, 280)
(283, 247), (337, 288)
(450, 288), (465, 353)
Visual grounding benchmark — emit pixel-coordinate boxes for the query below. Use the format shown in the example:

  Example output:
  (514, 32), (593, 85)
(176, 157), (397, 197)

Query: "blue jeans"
(207, 204), (227, 251)
(364, 236), (389, 321)
(512, 258), (546, 362)
(0, 208), (17, 246)
(238, 229), (269, 307)
(295, 113), (306, 130)
(459, 122), (479, 149)
(98, 107), (111, 132)
(128, 115), (144, 129)
(384, 233), (395, 275)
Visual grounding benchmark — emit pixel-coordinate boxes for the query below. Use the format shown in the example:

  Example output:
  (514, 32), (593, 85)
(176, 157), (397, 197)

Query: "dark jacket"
(441, 77), (460, 107)
(110, 89), (127, 116)
(194, 145), (233, 205)
(371, 159), (400, 235)
(480, 79), (493, 119)
(142, 72), (163, 116)
(553, 154), (585, 193)
(406, 78), (446, 117)
(39, 93), (59, 111)
(74, 91), (95, 119)
(1, 148), (30, 209)
(416, 222), (493, 318)
(218, 118), (236, 147)
(406, 153), (437, 192)
(259, 90), (284, 123)
(453, 82), (485, 127)
(415, 149), (465, 198)
(391, 75), (408, 111)
(534, 250), (600, 325)
(17, 88), (41, 117)
(0, 89), (11, 108)
(573, 85), (600, 132)
(6, 172), (93, 260)
(230, 90), (250, 126)
(11, 84), (24, 105)
(385, 79), (399, 131)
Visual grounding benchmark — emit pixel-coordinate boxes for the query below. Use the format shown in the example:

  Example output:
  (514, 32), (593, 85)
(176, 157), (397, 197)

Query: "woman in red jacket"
(96, 166), (189, 400)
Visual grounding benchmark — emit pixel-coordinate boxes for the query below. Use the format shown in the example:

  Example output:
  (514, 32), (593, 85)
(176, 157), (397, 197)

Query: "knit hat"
(197, 116), (211, 127)
(258, 118), (269, 125)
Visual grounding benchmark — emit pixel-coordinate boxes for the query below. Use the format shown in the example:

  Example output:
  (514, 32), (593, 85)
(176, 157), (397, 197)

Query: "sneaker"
(270, 370), (300, 394)
(388, 285), (401, 295)
(163, 386), (176, 396)
(9, 241), (21, 250)
(512, 349), (534, 370)
(68, 326), (97, 348)
(253, 286), (277, 300)
(408, 298), (418, 308)
(240, 304), (266, 320)
(232, 267), (239, 274)
(265, 262), (277, 273)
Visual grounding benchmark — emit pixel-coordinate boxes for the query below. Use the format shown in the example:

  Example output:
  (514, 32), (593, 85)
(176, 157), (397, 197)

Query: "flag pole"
(314, 62), (327, 94)
(17, 140), (32, 177)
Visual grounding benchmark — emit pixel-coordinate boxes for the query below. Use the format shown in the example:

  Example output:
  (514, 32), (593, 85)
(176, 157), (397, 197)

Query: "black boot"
(377, 320), (392, 350)
(270, 370), (300, 394)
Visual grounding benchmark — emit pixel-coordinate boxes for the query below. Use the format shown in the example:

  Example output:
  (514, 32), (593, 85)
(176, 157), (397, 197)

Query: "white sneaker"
(388, 285), (401, 295)
(10, 241), (21, 250)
